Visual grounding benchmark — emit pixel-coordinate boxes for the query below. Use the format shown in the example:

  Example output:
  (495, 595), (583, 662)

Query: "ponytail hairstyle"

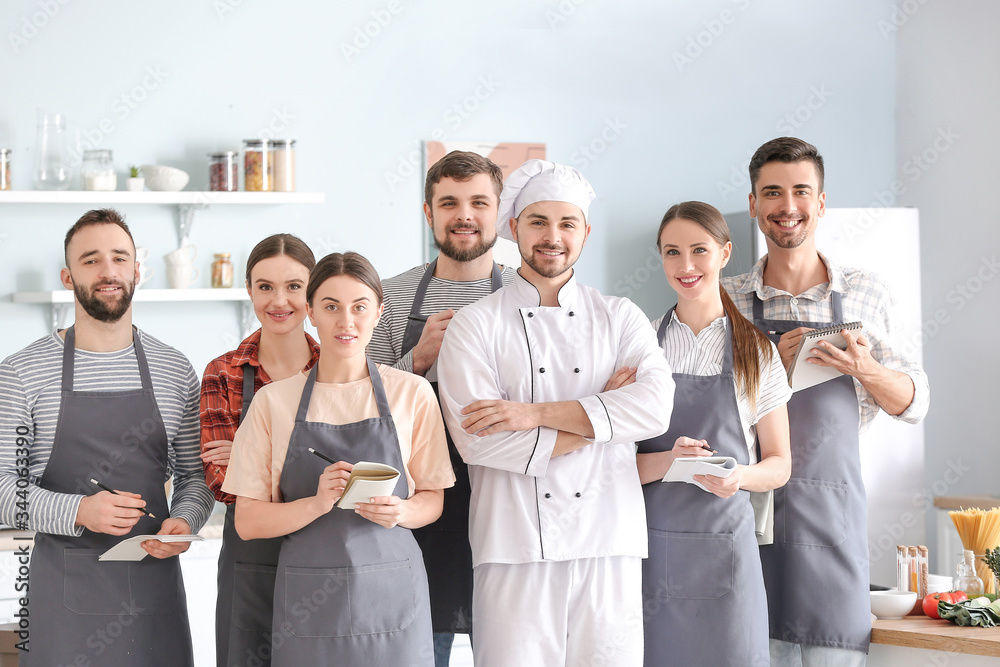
(656, 201), (774, 412)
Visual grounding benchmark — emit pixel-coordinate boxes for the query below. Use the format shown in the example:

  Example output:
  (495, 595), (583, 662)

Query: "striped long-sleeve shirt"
(367, 263), (517, 375)
(0, 329), (215, 536)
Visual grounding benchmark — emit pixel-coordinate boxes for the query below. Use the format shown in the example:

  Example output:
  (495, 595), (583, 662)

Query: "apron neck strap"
(239, 363), (256, 427)
(659, 307), (735, 374)
(295, 357), (391, 423)
(752, 293), (765, 321)
(490, 261), (503, 292)
(62, 325), (150, 391)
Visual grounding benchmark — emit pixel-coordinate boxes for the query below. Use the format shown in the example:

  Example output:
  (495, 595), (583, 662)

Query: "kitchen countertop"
(872, 615), (1000, 657)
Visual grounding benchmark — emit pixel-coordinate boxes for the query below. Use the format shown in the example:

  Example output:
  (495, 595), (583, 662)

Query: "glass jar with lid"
(0, 149), (10, 191)
(271, 139), (296, 192)
(208, 151), (238, 192)
(82, 149), (117, 191)
(242, 139), (272, 191)
(211, 253), (234, 288)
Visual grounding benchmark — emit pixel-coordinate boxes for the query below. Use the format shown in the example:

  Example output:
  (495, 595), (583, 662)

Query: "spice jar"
(211, 253), (234, 288)
(208, 151), (238, 192)
(82, 149), (117, 191)
(271, 139), (296, 192)
(0, 149), (10, 191)
(242, 139), (272, 191)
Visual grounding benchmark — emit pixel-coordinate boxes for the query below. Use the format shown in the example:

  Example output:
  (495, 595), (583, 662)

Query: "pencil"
(89, 478), (156, 518)
(700, 444), (718, 455)
(308, 447), (337, 466)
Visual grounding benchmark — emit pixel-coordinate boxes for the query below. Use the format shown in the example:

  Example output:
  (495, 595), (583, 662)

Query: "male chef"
(0, 209), (214, 666)
(437, 159), (675, 666)
(369, 150), (516, 665)
(721, 137), (930, 666)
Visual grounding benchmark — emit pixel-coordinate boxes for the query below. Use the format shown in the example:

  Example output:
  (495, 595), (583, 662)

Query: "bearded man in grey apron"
(0, 210), (214, 666)
(367, 149), (514, 666)
(722, 138), (930, 666)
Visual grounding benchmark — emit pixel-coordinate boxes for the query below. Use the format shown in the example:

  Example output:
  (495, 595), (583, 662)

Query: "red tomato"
(922, 592), (954, 618)
(950, 590), (968, 603)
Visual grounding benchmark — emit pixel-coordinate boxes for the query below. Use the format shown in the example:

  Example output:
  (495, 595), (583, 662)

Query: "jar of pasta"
(211, 253), (234, 288)
(242, 139), (271, 191)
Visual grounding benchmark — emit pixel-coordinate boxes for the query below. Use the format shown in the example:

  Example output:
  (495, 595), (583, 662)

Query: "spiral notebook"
(787, 321), (863, 392)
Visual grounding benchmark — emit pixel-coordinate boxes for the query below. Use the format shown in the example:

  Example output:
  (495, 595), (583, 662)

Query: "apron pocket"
(63, 549), (130, 614)
(642, 530), (735, 600)
(127, 556), (183, 615)
(232, 563), (278, 632)
(782, 478), (848, 547)
(284, 560), (417, 638)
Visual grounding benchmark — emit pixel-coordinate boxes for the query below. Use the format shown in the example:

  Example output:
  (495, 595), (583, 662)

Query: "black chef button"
(544, 493), (552, 499)
(568, 311), (575, 316)
(539, 367), (546, 373)
(575, 492), (582, 498)
(527, 312), (534, 318)
(574, 368), (580, 373)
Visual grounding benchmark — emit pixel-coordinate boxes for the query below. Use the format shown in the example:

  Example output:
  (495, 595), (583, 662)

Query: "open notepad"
(786, 321), (863, 392)
(99, 534), (204, 561)
(336, 461), (401, 510)
(662, 456), (737, 493)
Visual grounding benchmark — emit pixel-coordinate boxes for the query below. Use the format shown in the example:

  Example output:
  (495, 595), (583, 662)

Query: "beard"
(432, 222), (497, 263)
(74, 279), (135, 323)
(762, 216), (810, 249)
(520, 244), (577, 279)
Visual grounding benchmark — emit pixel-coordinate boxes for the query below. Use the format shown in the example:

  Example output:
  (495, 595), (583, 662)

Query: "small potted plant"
(126, 165), (144, 192)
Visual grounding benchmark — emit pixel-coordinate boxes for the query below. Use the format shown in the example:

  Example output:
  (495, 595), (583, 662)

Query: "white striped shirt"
(721, 253), (930, 432)
(368, 263), (517, 376)
(651, 312), (791, 458)
(0, 330), (215, 536)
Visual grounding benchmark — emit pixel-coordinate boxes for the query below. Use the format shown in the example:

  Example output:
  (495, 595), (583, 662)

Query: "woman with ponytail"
(637, 201), (791, 667)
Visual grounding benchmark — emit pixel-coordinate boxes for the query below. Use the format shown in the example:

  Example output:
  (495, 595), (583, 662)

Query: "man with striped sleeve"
(368, 151), (515, 666)
(0, 208), (214, 666)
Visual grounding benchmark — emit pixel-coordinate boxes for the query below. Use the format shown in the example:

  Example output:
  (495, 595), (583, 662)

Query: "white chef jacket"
(437, 270), (675, 566)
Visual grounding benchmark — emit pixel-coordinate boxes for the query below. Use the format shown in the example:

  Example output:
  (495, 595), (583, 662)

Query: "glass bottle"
(956, 549), (985, 596)
(271, 139), (296, 192)
(0, 149), (10, 191)
(34, 111), (72, 190)
(208, 151), (238, 192)
(82, 149), (117, 191)
(211, 253), (234, 288)
(242, 139), (271, 191)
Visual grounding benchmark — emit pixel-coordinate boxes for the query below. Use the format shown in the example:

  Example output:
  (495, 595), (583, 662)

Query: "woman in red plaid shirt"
(199, 233), (320, 667)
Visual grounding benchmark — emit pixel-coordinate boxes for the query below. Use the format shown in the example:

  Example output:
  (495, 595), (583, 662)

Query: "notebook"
(786, 321), (863, 392)
(99, 534), (204, 561)
(336, 461), (401, 510)
(662, 456), (737, 493)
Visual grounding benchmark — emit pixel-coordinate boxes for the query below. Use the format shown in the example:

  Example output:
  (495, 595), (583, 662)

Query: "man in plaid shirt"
(722, 137), (929, 667)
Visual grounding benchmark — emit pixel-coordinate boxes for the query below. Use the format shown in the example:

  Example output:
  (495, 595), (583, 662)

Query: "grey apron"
(637, 311), (770, 667)
(25, 326), (193, 666)
(270, 359), (433, 666)
(752, 293), (870, 652)
(216, 363), (283, 667)
(401, 258), (502, 634)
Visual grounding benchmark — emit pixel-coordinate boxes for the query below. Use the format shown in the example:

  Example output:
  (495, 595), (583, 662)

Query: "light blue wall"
(0, 0), (898, 374)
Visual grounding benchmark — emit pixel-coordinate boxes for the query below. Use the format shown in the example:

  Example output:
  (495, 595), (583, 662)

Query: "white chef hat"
(496, 159), (596, 241)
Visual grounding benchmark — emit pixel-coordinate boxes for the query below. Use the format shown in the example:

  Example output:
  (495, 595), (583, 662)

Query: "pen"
(700, 444), (717, 454)
(308, 447), (337, 466)
(89, 478), (155, 518)
(406, 315), (428, 323)
(767, 330), (777, 335)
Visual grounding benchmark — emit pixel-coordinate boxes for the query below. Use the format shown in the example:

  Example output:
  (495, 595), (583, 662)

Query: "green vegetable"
(938, 599), (1000, 627)
(983, 547), (1000, 580)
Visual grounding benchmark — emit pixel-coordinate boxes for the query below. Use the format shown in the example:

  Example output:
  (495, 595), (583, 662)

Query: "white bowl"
(141, 164), (189, 191)
(870, 590), (917, 619)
